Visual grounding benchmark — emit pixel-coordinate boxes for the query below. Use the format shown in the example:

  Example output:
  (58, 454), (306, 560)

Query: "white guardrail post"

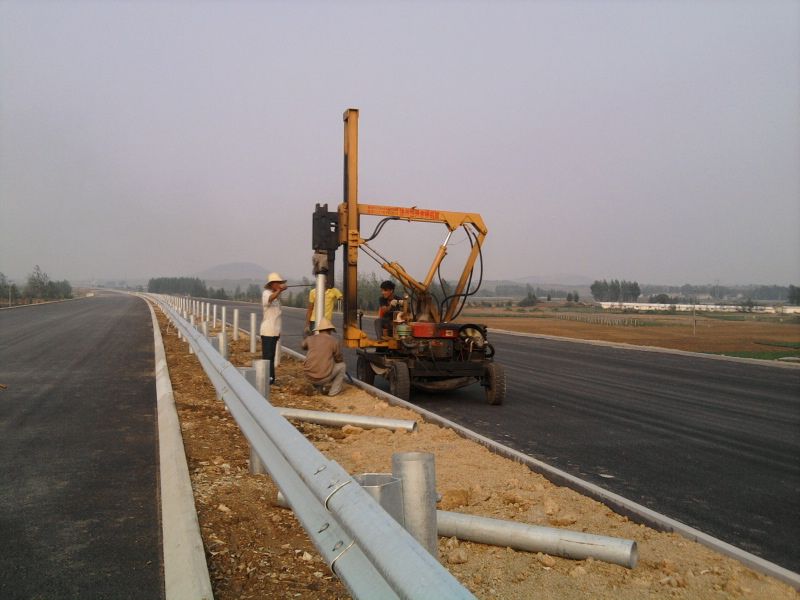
(154, 294), (474, 599)
(250, 312), (257, 354)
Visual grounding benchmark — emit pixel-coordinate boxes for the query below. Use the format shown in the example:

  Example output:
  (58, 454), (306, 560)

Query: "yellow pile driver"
(311, 109), (505, 404)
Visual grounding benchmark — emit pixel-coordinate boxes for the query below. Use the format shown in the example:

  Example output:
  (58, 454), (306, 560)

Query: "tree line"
(641, 283), (797, 302)
(590, 279), (641, 302)
(494, 283), (574, 299)
(0, 266), (72, 306)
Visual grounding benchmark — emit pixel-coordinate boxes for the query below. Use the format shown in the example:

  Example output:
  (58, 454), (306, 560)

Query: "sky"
(1, 0), (798, 287)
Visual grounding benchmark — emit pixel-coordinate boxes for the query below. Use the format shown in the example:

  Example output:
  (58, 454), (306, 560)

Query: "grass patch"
(753, 340), (800, 349)
(461, 312), (548, 319)
(702, 313), (747, 321)
(711, 350), (800, 360)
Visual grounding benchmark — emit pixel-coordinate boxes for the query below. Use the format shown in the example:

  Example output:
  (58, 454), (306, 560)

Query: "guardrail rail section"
(152, 294), (474, 600)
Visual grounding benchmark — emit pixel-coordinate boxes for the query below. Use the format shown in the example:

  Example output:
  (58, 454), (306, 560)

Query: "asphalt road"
(0, 294), (163, 599)
(213, 297), (800, 572)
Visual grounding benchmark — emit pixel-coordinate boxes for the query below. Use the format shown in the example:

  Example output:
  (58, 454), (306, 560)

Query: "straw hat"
(314, 317), (336, 332)
(266, 272), (287, 284)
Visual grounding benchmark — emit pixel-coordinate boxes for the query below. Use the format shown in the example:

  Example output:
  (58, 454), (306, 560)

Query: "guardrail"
(151, 294), (474, 600)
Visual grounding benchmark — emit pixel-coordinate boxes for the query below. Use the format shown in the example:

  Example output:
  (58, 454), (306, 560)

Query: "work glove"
(389, 299), (399, 308)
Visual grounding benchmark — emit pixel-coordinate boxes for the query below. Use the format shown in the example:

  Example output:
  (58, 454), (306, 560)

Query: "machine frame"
(312, 109), (505, 404)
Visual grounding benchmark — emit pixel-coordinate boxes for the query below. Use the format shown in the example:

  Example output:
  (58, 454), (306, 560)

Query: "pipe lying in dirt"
(275, 493), (637, 568)
(276, 407), (417, 432)
(438, 510), (638, 568)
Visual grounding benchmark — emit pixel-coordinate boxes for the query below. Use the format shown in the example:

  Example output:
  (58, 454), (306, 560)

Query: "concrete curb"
(281, 345), (800, 590)
(489, 327), (800, 369)
(144, 298), (214, 600)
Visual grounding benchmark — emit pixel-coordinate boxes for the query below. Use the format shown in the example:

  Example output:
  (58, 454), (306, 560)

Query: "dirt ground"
(155, 307), (798, 599)
(461, 307), (800, 356)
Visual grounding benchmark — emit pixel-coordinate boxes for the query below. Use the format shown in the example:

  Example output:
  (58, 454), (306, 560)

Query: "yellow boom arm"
(339, 109), (488, 348)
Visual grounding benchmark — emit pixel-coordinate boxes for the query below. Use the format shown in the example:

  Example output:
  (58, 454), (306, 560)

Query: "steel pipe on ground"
(438, 510), (638, 569)
(277, 407), (417, 432)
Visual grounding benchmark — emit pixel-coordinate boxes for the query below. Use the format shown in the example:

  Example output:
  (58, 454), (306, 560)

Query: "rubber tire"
(388, 361), (411, 401)
(485, 362), (506, 405)
(356, 355), (375, 385)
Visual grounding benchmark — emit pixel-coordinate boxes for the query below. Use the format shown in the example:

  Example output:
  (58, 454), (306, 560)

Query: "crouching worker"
(301, 318), (346, 396)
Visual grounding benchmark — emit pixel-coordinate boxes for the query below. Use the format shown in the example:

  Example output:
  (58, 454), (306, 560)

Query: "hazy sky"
(1, 1), (798, 286)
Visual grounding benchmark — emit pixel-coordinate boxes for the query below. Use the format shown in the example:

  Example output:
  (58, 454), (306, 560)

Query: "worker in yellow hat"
(261, 272), (287, 384)
(304, 279), (343, 336)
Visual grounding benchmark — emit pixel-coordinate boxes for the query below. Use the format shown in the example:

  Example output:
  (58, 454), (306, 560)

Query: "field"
(458, 305), (800, 359)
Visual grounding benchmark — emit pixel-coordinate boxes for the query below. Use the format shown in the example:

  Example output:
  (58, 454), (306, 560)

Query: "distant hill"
(193, 262), (268, 281)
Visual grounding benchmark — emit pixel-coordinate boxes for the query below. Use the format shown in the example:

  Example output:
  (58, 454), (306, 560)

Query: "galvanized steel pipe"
(254, 359), (269, 399)
(218, 330), (228, 359)
(437, 510), (638, 568)
(250, 313), (257, 354)
(233, 309), (239, 341)
(314, 274), (326, 332)
(278, 408), (417, 432)
(392, 452), (439, 559)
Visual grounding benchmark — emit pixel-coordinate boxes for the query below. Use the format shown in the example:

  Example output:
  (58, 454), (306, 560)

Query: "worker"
(374, 280), (402, 339)
(261, 272), (287, 385)
(304, 280), (343, 336)
(301, 318), (346, 396)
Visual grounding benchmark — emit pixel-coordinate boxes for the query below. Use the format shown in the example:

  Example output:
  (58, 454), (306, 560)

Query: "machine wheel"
(356, 355), (375, 385)
(485, 362), (506, 405)
(388, 361), (411, 401)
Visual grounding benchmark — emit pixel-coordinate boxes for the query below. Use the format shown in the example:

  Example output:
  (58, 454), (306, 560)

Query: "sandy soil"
(156, 307), (798, 599)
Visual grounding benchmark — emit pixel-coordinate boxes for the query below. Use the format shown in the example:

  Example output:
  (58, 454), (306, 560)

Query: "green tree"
(590, 279), (609, 301)
(25, 265), (49, 299)
(518, 292), (538, 307)
(788, 285), (800, 305)
(0, 272), (8, 306)
(246, 283), (261, 302)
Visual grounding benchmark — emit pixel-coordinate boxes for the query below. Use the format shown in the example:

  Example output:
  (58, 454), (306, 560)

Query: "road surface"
(0, 294), (163, 599)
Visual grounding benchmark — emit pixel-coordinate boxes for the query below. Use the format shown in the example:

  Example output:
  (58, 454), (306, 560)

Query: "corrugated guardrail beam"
(153, 295), (474, 600)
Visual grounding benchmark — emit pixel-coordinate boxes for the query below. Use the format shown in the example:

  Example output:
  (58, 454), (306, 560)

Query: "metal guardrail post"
(254, 359), (269, 399)
(233, 309), (239, 341)
(212, 305), (217, 328)
(221, 306), (227, 335)
(250, 313), (257, 354)
(393, 452), (439, 559)
(218, 330), (228, 360)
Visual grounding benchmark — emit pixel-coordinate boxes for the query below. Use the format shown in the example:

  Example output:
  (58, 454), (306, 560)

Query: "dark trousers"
(260, 336), (279, 382)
